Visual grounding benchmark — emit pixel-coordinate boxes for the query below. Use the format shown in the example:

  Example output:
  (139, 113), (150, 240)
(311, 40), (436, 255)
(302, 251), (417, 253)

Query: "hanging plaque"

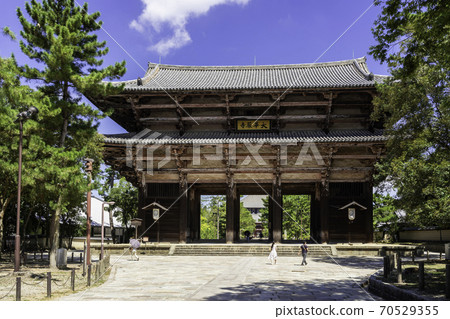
(236, 119), (271, 131)
(348, 208), (356, 221)
(153, 208), (160, 220)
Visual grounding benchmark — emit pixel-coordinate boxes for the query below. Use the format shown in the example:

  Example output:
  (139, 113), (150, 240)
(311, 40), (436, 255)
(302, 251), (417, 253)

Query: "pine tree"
(15, 0), (126, 267)
(0, 55), (49, 251)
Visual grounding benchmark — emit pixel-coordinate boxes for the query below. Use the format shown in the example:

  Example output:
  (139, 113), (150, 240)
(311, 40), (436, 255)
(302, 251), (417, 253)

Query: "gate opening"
(240, 195), (268, 241)
(282, 195), (311, 241)
(200, 195), (226, 240)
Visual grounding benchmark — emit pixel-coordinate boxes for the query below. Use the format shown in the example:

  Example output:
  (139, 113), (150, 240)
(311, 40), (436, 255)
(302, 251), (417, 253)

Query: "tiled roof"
(103, 129), (388, 145)
(110, 57), (385, 92)
(241, 195), (267, 209)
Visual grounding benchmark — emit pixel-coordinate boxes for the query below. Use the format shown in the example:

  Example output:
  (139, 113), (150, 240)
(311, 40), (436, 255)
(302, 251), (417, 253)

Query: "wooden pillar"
(310, 184), (321, 242)
(268, 192), (274, 242)
(194, 191), (201, 241)
(365, 182), (374, 243)
(226, 181), (237, 244)
(179, 173), (188, 243)
(188, 187), (196, 242)
(234, 190), (240, 242)
(319, 182), (329, 243)
(137, 178), (147, 239)
(271, 183), (282, 243)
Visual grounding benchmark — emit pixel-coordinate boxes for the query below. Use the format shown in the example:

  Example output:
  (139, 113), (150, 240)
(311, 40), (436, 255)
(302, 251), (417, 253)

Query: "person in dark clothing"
(299, 241), (308, 265)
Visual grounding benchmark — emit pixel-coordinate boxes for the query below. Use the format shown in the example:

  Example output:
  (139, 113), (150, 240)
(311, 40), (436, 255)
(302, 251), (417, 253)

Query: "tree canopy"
(1, 0), (126, 266)
(370, 0), (450, 228)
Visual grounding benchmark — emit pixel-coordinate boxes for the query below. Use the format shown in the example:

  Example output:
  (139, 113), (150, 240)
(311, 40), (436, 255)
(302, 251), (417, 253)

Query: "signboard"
(348, 208), (356, 221)
(153, 208), (160, 220)
(236, 120), (271, 131)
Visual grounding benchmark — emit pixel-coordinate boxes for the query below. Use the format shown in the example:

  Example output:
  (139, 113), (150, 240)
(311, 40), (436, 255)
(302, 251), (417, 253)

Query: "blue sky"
(0, 0), (388, 134)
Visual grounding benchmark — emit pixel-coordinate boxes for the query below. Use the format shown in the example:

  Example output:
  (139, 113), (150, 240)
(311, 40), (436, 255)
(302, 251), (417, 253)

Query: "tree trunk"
(49, 195), (63, 268)
(0, 196), (12, 252)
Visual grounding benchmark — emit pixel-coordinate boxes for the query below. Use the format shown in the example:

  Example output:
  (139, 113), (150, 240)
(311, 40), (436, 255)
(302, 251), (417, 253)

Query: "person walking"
(299, 241), (308, 265)
(268, 241), (278, 265)
(129, 238), (141, 261)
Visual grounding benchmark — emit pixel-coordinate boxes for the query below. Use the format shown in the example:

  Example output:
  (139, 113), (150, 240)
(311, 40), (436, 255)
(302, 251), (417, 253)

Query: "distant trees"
(200, 196), (256, 240)
(259, 195), (311, 241)
(200, 196), (226, 239)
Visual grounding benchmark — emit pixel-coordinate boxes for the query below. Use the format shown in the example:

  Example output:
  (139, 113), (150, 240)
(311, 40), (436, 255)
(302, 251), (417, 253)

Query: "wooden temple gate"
(92, 58), (387, 243)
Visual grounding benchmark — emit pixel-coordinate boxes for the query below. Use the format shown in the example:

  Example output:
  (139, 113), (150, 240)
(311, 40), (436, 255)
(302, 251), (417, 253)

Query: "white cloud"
(130, 0), (251, 56)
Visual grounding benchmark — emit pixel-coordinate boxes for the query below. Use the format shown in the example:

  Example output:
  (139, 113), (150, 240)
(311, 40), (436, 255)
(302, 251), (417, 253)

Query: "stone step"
(170, 245), (333, 256)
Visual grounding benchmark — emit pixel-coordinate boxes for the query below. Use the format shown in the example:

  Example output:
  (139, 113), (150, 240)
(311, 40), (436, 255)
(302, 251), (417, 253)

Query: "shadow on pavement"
(203, 279), (377, 301)
(310, 256), (383, 270)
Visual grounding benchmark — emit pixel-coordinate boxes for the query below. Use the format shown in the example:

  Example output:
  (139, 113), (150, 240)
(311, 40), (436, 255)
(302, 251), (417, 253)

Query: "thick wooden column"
(365, 182), (374, 243)
(271, 179), (282, 243)
(179, 173), (188, 243)
(188, 187), (196, 242)
(137, 172), (147, 239)
(271, 146), (282, 243)
(226, 181), (237, 244)
(319, 182), (329, 243)
(310, 183), (321, 242)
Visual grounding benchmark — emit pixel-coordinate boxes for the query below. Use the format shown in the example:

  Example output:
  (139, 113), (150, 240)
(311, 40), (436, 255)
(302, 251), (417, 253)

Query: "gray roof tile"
(109, 57), (384, 92)
(104, 129), (388, 145)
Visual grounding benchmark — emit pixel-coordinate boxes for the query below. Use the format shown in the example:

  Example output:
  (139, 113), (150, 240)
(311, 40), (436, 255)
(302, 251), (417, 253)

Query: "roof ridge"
(352, 58), (374, 81)
(146, 57), (368, 71)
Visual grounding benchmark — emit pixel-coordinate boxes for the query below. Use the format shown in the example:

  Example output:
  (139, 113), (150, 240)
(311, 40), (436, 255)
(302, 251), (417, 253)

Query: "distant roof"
(109, 57), (386, 92)
(103, 129), (388, 145)
(241, 195), (267, 209)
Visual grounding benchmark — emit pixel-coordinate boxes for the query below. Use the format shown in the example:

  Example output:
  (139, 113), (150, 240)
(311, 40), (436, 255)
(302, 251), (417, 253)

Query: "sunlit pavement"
(58, 255), (383, 301)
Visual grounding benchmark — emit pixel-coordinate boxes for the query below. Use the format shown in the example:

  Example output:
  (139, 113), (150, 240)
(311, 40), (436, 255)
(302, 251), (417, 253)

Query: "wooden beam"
(138, 114), (368, 123)
(143, 167), (373, 173)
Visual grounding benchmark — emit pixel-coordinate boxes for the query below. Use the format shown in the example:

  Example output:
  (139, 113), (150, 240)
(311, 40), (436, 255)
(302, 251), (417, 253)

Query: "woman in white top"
(268, 241), (277, 264)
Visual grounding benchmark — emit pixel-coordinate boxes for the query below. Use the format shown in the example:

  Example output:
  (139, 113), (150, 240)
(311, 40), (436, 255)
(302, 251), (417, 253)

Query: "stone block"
(56, 248), (67, 268)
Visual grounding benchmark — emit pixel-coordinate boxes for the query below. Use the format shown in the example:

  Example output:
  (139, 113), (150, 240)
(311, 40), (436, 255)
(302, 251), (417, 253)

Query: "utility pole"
(217, 202), (220, 240)
(14, 106), (39, 272)
(84, 158), (93, 266)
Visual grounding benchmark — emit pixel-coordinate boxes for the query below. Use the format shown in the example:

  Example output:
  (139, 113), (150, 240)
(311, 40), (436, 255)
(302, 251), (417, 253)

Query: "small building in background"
(241, 195), (267, 238)
(89, 197), (126, 242)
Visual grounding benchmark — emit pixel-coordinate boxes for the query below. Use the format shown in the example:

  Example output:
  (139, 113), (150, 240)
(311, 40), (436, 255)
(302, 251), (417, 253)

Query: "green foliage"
(373, 193), (400, 242)
(1, 0), (126, 262)
(259, 195), (311, 240)
(370, 0), (450, 227)
(106, 178), (138, 231)
(239, 202), (256, 238)
(0, 55), (50, 248)
(200, 195), (225, 239)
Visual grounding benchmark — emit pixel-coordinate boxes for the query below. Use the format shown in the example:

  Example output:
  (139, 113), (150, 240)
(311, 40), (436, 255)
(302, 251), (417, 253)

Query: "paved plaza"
(59, 254), (383, 301)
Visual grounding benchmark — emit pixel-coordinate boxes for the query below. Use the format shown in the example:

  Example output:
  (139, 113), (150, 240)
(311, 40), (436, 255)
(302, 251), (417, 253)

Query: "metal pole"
(418, 261), (424, 290)
(71, 269), (75, 291)
(87, 264), (91, 286)
(85, 159), (93, 266)
(47, 272), (51, 298)
(16, 277), (21, 301)
(101, 203), (105, 260)
(14, 120), (23, 272)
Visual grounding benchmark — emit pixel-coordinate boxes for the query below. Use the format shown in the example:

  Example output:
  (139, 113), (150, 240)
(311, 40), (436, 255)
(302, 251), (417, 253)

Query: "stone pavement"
(59, 255), (383, 301)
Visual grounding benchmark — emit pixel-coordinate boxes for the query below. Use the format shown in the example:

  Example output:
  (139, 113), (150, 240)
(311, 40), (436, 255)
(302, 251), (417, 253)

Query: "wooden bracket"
(127, 96), (143, 130)
(174, 96), (185, 135)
